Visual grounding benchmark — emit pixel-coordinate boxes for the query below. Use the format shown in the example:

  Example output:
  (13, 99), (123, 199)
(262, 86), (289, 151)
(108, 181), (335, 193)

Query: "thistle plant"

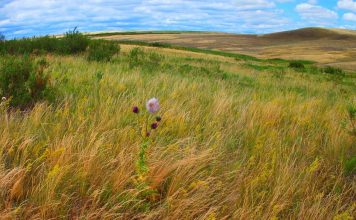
(1, 96), (9, 110)
(132, 97), (162, 179)
(1, 96), (10, 128)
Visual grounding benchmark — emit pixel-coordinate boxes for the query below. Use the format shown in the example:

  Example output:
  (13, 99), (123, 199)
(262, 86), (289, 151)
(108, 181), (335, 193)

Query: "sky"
(0, 0), (355, 38)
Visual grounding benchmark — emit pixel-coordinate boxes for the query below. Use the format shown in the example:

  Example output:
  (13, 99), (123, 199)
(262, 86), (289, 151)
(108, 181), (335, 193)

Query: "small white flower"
(1, 97), (6, 102)
(146, 97), (159, 113)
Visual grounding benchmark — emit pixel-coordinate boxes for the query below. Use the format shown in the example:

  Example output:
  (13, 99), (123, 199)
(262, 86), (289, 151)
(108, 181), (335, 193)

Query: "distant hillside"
(95, 27), (356, 71)
(260, 27), (356, 41)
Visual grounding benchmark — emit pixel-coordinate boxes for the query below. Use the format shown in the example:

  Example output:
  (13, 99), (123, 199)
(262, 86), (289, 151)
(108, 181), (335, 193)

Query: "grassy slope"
(93, 28), (356, 71)
(114, 40), (318, 64)
(88, 28), (356, 39)
(0, 44), (355, 219)
(260, 27), (356, 40)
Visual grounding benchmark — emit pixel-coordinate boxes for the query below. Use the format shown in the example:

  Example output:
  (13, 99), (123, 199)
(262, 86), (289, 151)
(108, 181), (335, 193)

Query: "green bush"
(0, 28), (89, 56)
(0, 56), (55, 109)
(344, 157), (356, 176)
(289, 61), (305, 69)
(128, 47), (145, 68)
(60, 28), (89, 54)
(0, 36), (59, 55)
(348, 105), (356, 120)
(323, 66), (345, 76)
(87, 40), (120, 62)
(347, 105), (356, 136)
(33, 36), (59, 53)
(126, 47), (164, 72)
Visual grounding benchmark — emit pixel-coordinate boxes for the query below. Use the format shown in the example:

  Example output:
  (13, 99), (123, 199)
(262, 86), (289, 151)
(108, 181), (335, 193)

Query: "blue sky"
(0, 0), (355, 38)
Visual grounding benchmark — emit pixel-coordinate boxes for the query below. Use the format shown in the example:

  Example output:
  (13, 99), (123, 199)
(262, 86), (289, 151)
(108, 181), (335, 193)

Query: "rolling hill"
(260, 27), (356, 40)
(94, 28), (356, 71)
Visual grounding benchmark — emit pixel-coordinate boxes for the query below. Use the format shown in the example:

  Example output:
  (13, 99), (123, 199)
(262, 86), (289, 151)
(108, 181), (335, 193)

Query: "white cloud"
(234, 0), (276, 10)
(337, 0), (356, 12)
(296, 3), (338, 24)
(307, 0), (318, 4)
(343, 12), (356, 21)
(0, 0), (295, 38)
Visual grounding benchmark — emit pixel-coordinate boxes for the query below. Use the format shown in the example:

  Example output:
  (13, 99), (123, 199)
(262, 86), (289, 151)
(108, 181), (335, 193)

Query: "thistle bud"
(132, 106), (139, 114)
(156, 116), (162, 122)
(151, 123), (158, 130)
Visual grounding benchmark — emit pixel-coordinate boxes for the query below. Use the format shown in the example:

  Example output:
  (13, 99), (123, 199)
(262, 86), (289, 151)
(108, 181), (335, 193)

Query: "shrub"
(0, 55), (55, 109)
(0, 29), (121, 61)
(128, 47), (145, 68)
(127, 47), (164, 72)
(348, 105), (356, 120)
(0, 37), (57, 55)
(34, 36), (59, 53)
(344, 157), (356, 176)
(60, 28), (89, 54)
(150, 42), (166, 47)
(0, 28), (89, 56)
(87, 40), (120, 62)
(323, 66), (345, 76)
(289, 61), (305, 69)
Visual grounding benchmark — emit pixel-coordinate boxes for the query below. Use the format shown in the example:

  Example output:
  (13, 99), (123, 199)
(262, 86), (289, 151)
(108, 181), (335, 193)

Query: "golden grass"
(0, 47), (355, 219)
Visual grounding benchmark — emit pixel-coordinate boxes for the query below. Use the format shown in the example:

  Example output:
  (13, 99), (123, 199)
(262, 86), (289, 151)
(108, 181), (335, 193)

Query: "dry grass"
(0, 46), (355, 219)
(96, 28), (356, 71)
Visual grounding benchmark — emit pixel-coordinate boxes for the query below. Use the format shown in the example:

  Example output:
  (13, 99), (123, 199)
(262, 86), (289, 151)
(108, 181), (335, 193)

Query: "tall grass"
(0, 45), (355, 219)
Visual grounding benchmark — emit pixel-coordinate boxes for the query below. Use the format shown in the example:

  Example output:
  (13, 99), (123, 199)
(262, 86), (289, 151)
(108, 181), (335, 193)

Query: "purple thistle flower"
(146, 98), (160, 113)
(151, 123), (158, 130)
(132, 106), (139, 114)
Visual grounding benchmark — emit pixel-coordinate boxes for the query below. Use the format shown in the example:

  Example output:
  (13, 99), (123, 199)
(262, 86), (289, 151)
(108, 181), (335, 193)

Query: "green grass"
(0, 43), (355, 219)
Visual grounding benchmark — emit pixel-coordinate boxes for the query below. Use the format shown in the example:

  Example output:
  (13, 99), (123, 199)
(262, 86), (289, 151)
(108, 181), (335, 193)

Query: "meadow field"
(0, 34), (355, 219)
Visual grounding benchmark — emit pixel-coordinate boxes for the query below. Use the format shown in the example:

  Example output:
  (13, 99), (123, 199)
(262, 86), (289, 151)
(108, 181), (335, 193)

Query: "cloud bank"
(0, 0), (355, 38)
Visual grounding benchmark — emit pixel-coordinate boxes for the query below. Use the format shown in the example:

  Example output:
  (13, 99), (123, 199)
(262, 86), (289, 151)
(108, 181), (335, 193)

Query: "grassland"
(0, 42), (355, 219)
(94, 28), (356, 71)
